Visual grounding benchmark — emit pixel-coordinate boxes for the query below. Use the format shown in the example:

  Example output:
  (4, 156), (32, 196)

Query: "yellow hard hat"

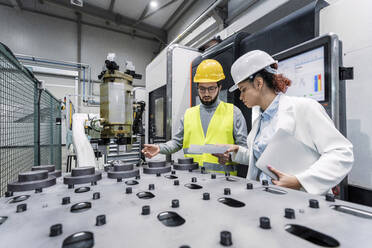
(193, 59), (225, 83)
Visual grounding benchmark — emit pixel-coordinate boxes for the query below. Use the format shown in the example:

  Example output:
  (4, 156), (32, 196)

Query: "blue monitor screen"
(277, 46), (325, 102)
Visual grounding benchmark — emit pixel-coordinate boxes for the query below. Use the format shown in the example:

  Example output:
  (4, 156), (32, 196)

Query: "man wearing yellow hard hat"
(142, 59), (247, 175)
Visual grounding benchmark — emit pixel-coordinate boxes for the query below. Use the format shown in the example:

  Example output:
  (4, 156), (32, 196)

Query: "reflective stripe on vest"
(183, 101), (236, 174)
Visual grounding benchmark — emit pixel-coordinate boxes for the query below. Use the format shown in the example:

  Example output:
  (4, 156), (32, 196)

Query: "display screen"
(278, 46), (325, 101)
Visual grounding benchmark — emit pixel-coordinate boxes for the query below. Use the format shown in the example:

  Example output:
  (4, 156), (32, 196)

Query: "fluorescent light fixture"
(71, 0), (83, 7)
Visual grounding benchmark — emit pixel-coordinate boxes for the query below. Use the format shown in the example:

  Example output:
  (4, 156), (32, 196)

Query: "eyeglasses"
(198, 86), (218, 93)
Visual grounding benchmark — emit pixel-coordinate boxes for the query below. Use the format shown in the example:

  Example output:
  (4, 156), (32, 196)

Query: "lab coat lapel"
(276, 95), (296, 135)
(246, 95), (296, 180)
(247, 116), (261, 179)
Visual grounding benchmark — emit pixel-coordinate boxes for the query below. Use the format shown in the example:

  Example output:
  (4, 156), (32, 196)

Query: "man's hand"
(212, 144), (240, 165)
(268, 165), (302, 190)
(142, 144), (160, 158)
(212, 153), (231, 165)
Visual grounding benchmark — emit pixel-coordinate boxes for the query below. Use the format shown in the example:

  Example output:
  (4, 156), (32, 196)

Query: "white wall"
(0, 5), (158, 113)
(320, 0), (372, 190)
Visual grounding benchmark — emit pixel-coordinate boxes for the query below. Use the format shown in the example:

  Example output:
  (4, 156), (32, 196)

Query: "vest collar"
(200, 98), (220, 109)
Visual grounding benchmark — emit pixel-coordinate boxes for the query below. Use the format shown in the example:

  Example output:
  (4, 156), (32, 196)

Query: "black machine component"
(98, 60), (119, 80)
(63, 167), (102, 186)
(7, 170), (56, 192)
(31, 165), (62, 178)
(173, 157), (199, 171)
(142, 161), (172, 174)
(107, 164), (140, 180)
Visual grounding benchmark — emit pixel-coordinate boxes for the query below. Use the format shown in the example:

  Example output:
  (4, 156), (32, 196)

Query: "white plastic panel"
(320, 0), (372, 189)
(145, 49), (167, 143)
(145, 49), (167, 92)
(171, 47), (201, 161)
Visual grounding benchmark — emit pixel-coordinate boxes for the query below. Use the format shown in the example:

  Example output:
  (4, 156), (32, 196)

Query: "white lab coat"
(232, 95), (354, 195)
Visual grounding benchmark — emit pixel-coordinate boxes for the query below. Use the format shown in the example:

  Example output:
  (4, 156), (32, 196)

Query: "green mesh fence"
(0, 43), (61, 196)
(39, 90), (61, 169)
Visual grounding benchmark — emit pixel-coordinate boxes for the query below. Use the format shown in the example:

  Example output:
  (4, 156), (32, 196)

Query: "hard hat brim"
(228, 84), (238, 92)
(194, 75), (225, 83)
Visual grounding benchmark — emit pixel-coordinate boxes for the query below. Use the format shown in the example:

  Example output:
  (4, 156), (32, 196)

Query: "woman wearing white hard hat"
(217, 50), (353, 195)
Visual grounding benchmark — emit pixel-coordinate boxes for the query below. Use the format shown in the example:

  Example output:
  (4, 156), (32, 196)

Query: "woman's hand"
(268, 165), (302, 190)
(226, 145), (240, 154)
(141, 144), (160, 158)
(212, 144), (240, 165)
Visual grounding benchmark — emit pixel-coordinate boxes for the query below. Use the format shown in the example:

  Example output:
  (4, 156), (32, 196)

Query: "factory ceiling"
(0, 0), (202, 44)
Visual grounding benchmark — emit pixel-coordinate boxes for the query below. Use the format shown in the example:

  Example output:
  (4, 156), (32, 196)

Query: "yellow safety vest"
(183, 101), (237, 175)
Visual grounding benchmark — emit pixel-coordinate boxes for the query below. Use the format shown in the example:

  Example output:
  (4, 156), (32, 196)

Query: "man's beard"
(199, 92), (219, 106)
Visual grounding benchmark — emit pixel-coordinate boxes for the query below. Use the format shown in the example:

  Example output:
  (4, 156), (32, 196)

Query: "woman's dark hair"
(255, 64), (291, 93)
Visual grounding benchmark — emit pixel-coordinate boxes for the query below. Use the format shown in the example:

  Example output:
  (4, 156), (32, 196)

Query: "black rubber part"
(143, 164), (171, 174)
(285, 208), (296, 219)
(62, 197), (70, 205)
(18, 170), (48, 182)
(177, 158), (193, 164)
(107, 168), (140, 179)
(220, 231), (233, 246)
(126, 187), (132, 194)
(172, 199), (179, 208)
(63, 172), (102, 185)
(5, 191), (13, 197)
(113, 164), (134, 171)
(16, 203), (27, 213)
(32, 165), (55, 172)
(309, 199), (319, 208)
(93, 192), (100, 200)
(173, 162), (199, 171)
(260, 217), (271, 229)
(142, 205), (150, 215)
(50, 224), (63, 237)
(96, 215), (106, 226)
(203, 193), (210, 200)
(147, 161), (166, 168)
(71, 167), (95, 177)
(224, 188), (231, 195)
(8, 176), (56, 192)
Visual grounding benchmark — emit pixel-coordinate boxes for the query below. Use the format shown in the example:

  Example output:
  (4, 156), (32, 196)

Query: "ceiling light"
(149, 1), (158, 8)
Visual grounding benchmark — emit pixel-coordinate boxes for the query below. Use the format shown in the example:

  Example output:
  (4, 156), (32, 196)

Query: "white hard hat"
(229, 50), (278, 92)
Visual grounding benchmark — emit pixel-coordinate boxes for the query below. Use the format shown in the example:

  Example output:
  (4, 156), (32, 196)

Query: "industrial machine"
(98, 56), (141, 145)
(2, 159), (372, 247)
(72, 54), (144, 169)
